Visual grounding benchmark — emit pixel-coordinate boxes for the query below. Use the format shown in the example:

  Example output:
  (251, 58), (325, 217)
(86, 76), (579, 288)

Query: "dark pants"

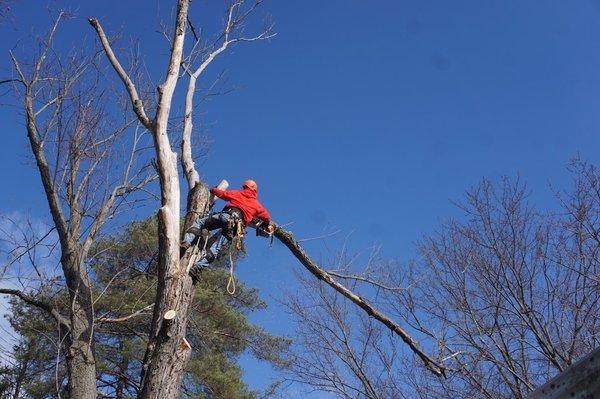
(184, 210), (240, 244)
(202, 212), (232, 232)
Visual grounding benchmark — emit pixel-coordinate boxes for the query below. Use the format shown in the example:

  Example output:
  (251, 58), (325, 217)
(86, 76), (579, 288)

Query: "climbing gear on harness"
(223, 207), (245, 243)
(224, 211), (246, 294)
(243, 179), (258, 192)
(234, 220), (244, 250)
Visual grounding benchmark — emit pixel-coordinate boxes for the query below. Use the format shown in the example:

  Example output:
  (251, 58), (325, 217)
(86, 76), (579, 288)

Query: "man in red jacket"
(184, 179), (274, 259)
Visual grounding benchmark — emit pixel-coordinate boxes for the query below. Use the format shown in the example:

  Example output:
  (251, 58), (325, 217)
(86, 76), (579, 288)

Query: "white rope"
(226, 245), (236, 295)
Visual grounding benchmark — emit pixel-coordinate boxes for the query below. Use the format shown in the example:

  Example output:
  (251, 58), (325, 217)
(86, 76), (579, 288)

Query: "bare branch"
(96, 304), (154, 324)
(0, 288), (69, 329)
(181, 0), (273, 189)
(21, 74), (69, 243)
(0, 78), (22, 85)
(187, 16), (200, 42)
(88, 18), (153, 129)
(32, 11), (65, 83)
(273, 226), (446, 378)
(326, 271), (415, 292)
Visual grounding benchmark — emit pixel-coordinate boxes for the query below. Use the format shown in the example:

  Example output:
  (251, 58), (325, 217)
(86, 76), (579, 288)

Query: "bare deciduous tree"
(3, 12), (155, 399)
(400, 170), (600, 398)
(284, 163), (600, 399)
(284, 269), (409, 399)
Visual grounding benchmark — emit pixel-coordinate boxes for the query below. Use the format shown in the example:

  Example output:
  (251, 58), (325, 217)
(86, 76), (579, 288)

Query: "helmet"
(242, 179), (258, 192)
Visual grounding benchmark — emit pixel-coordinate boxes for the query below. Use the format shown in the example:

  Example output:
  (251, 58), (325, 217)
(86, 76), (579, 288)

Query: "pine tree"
(3, 219), (289, 398)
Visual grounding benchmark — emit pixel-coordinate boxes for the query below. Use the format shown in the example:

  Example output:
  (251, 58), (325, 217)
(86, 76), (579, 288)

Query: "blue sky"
(2, 0), (600, 397)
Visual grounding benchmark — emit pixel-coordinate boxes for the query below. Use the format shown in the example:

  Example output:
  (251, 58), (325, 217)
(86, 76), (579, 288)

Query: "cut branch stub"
(163, 309), (177, 321)
(272, 226), (447, 378)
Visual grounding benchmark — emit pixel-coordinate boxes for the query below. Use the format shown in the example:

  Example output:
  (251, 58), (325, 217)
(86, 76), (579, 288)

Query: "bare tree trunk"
(6, 12), (155, 398)
(135, 2), (194, 397)
(115, 342), (130, 399)
(89, 2), (207, 393)
(24, 77), (98, 398)
(139, 187), (211, 399)
(63, 251), (97, 398)
(89, 2), (269, 397)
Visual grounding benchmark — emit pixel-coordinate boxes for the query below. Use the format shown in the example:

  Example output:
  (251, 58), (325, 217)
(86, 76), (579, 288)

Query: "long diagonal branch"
(88, 18), (153, 130)
(273, 226), (446, 378)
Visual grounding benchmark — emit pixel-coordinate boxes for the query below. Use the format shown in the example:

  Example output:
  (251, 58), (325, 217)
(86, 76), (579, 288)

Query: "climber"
(184, 179), (275, 261)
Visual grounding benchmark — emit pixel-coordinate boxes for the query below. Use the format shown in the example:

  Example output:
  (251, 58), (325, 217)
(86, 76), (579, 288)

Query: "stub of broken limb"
(163, 310), (193, 350)
(271, 224), (447, 378)
(163, 309), (177, 321)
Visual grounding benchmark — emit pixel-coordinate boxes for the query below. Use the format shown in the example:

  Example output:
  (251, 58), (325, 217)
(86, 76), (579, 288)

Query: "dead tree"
(3, 13), (155, 399)
(91, 2), (445, 396)
(90, 1), (274, 397)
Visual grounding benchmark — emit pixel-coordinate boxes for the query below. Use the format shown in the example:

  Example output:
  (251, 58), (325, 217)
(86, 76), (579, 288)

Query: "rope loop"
(226, 246), (236, 295)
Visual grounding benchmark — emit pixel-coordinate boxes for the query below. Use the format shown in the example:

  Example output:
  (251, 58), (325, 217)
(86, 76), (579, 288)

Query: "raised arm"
(210, 187), (236, 201)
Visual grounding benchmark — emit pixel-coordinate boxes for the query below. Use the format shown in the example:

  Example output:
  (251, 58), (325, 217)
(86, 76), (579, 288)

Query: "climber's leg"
(183, 212), (231, 245)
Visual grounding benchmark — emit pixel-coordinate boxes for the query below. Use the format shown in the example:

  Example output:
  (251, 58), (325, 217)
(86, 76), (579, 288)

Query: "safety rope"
(226, 220), (245, 295)
(226, 245), (236, 295)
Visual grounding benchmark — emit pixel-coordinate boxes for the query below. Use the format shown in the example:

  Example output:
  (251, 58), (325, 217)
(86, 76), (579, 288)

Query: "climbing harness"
(186, 204), (274, 296)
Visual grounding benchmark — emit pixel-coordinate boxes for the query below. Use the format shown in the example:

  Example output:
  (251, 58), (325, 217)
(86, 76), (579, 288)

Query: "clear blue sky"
(2, 0), (600, 396)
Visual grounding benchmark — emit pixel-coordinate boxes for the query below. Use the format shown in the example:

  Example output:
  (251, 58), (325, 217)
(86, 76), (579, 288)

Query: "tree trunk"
(63, 252), (97, 399)
(136, 3), (198, 397)
(139, 184), (210, 399)
(115, 341), (129, 399)
(12, 352), (28, 399)
(138, 274), (195, 398)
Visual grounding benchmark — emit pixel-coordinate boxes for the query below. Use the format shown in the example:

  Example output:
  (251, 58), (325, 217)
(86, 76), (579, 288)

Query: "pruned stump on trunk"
(163, 310), (177, 321)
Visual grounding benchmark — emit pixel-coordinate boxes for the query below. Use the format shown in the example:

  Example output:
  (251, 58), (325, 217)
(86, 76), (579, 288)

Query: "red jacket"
(210, 187), (271, 226)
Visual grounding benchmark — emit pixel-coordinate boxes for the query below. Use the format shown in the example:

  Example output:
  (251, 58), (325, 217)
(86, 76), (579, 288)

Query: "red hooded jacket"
(210, 187), (271, 226)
